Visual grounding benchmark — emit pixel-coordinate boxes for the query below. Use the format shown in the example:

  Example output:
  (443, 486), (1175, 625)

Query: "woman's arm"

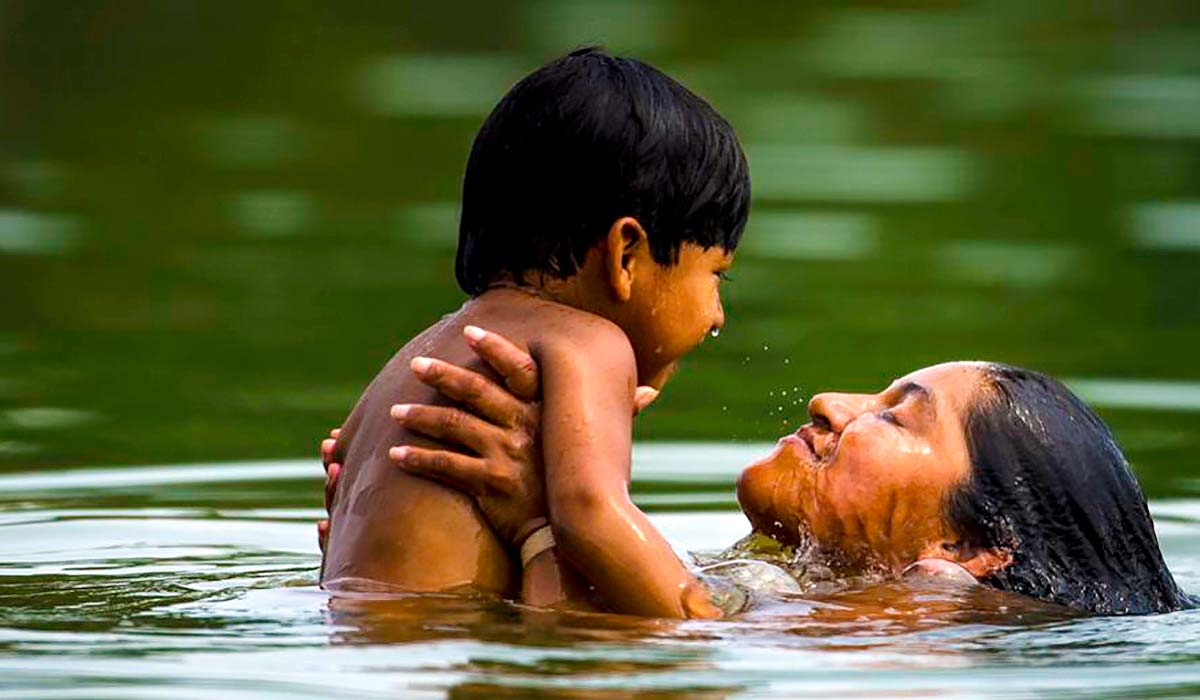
(386, 338), (592, 609)
(315, 329), (582, 604)
(315, 327), (703, 614)
(399, 327), (717, 618)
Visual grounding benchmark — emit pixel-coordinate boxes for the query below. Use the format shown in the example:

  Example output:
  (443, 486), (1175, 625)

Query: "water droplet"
(784, 358), (791, 365)
(776, 406), (783, 412)
(710, 327), (720, 338)
(762, 344), (770, 351)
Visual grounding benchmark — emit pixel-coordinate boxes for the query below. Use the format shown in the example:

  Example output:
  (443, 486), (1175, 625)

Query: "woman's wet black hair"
(948, 363), (1193, 615)
(455, 47), (750, 296)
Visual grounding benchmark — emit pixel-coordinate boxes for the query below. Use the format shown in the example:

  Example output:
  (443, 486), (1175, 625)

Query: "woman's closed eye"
(877, 409), (902, 426)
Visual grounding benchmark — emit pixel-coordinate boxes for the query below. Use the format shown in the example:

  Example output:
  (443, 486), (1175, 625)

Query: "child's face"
(625, 243), (733, 387)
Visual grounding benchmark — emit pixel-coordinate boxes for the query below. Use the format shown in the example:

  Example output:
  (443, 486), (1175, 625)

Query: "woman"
(319, 331), (1192, 616)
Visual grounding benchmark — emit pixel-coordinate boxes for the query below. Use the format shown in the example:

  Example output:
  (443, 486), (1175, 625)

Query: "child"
(320, 47), (749, 618)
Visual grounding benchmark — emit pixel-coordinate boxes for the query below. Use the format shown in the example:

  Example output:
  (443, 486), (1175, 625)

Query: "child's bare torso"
(320, 290), (594, 594)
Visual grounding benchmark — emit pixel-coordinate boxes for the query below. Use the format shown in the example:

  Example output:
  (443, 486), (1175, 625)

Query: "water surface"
(3, 2), (1200, 501)
(3, 3), (1200, 696)
(2, 445), (1198, 698)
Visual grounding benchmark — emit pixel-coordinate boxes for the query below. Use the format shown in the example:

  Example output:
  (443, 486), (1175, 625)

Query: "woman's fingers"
(317, 519), (329, 553)
(321, 428), (341, 471)
(389, 445), (489, 496)
(411, 356), (527, 428)
(463, 326), (540, 400)
(324, 462), (341, 513)
(391, 403), (505, 455)
(321, 439), (336, 471)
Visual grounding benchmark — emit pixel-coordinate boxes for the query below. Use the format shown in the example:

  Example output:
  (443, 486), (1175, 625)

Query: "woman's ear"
(958, 547), (1013, 579)
(602, 217), (648, 303)
(920, 540), (1013, 579)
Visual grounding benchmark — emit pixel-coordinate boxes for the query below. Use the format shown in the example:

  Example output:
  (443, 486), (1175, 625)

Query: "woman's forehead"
(891, 362), (987, 410)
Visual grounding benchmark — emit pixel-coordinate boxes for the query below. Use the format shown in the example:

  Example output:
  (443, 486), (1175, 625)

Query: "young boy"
(320, 48), (749, 618)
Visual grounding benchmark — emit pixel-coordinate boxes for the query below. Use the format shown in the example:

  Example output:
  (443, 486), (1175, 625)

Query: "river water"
(3, 2), (1200, 696)
(2, 445), (1198, 698)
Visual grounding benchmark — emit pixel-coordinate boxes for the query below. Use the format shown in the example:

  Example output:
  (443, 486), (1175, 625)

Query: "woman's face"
(736, 362), (986, 573)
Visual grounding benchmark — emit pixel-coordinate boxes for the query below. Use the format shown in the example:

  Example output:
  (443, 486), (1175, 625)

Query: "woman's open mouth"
(781, 425), (835, 466)
(779, 425), (819, 462)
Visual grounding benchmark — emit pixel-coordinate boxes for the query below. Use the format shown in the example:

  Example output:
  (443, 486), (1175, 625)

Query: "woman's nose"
(808, 392), (875, 432)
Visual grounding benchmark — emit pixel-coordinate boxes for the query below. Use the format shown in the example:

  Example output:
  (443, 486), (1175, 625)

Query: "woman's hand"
(317, 428), (341, 554)
(316, 325), (660, 551)
(389, 327), (547, 548)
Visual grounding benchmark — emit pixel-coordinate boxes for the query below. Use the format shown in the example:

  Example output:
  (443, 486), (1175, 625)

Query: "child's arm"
(534, 324), (722, 619)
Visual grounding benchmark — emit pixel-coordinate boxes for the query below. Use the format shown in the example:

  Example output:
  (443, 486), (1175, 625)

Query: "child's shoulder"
(521, 301), (639, 410)
(471, 290), (636, 376)
(534, 301), (630, 352)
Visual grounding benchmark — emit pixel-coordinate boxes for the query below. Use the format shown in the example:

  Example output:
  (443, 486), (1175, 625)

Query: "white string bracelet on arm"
(519, 524), (556, 567)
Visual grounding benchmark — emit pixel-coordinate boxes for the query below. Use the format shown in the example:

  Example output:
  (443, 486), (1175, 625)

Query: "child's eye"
(716, 271), (733, 283)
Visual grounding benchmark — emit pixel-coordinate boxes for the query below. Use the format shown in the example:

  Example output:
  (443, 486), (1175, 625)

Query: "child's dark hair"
(948, 363), (1194, 615)
(455, 47), (750, 296)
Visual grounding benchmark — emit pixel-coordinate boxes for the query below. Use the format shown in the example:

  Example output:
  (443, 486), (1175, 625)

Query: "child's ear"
(602, 217), (648, 303)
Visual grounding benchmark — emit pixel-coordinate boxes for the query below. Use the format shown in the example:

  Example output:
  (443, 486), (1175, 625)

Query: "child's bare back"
(319, 48), (749, 616)
(320, 290), (611, 593)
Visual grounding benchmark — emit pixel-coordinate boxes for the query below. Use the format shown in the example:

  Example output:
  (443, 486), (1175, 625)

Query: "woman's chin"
(736, 478), (797, 543)
(736, 469), (776, 533)
(737, 443), (815, 541)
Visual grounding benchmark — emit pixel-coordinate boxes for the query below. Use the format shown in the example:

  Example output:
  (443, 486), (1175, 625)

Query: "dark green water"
(2, 1), (1199, 497)
(2, 2), (1200, 696)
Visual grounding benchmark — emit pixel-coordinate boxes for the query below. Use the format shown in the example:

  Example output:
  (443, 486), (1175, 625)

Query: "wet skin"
(323, 352), (1011, 613)
(737, 361), (1008, 577)
(322, 218), (734, 608)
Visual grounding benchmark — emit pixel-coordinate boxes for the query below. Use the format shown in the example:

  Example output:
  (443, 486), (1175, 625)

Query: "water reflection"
(2, 2), (1200, 691)
(0, 458), (1198, 697)
(741, 211), (879, 262)
(0, 2), (1197, 500)
(1068, 378), (1200, 412)
(0, 210), (81, 255)
(748, 145), (977, 203)
(1130, 201), (1200, 251)
(357, 54), (526, 117)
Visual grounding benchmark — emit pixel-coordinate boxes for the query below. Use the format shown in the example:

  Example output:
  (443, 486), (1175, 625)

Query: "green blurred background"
(2, 1), (1198, 496)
